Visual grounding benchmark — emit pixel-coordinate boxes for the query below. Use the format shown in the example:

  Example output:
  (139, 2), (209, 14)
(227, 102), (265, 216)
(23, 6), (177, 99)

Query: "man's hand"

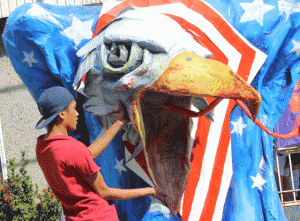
(89, 102), (130, 160)
(115, 102), (130, 124)
(153, 188), (168, 206)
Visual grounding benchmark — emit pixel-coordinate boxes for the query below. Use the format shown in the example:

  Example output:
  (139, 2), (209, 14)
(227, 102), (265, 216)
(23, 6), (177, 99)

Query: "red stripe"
(182, 116), (211, 220)
(183, 2), (256, 220)
(93, 0), (185, 37)
(124, 141), (154, 183)
(162, 1), (256, 219)
(93, 14), (115, 38)
(199, 102), (234, 220)
(179, 0), (256, 81)
(164, 14), (228, 64)
(162, 14), (230, 220)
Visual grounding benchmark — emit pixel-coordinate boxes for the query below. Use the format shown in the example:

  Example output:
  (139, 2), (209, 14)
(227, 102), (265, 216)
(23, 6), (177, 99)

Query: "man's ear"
(58, 110), (65, 120)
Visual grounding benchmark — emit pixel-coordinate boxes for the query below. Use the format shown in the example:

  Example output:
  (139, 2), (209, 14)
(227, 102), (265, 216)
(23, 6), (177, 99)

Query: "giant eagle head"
(74, 7), (261, 216)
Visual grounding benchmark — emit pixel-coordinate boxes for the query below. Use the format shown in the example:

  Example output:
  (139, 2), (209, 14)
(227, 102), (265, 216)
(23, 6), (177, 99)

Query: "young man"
(35, 86), (157, 220)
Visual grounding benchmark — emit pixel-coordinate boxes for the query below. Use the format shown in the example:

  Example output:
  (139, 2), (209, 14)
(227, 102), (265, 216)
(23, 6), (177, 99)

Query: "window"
(274, 145), (300, 205)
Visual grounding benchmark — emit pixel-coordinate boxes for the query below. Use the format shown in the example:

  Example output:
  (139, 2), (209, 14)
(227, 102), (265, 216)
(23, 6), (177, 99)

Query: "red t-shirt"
(36, 135), (119, 221)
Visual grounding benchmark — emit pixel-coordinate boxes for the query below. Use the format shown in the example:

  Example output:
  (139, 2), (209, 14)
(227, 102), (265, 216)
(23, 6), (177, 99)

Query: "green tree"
(0, 150), (61, 220)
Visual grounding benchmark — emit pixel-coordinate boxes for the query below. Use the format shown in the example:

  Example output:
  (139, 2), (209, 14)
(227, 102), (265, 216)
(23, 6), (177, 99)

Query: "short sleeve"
(71, 145), (100, 180)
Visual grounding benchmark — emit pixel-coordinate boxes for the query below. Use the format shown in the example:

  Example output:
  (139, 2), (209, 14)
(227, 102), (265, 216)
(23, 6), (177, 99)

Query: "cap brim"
(35, 112), (60, 130)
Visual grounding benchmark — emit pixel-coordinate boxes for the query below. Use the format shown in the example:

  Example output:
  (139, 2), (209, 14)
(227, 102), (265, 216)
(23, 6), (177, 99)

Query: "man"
(35, 86), (158, 220)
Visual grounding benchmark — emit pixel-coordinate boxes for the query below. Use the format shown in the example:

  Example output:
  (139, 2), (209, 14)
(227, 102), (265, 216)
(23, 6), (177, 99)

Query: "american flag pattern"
(91, 0), (267, 220)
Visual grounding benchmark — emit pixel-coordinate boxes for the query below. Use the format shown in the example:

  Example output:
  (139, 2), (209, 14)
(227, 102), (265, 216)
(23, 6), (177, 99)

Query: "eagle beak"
(131, 50), (262, 217)
(148, 50), (262, 119)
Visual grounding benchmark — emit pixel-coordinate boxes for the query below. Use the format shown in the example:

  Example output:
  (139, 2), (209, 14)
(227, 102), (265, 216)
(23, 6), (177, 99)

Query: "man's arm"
(88, 103), (128, 160)
(87, 171), (156, 201)
(88, 119), (125, 160)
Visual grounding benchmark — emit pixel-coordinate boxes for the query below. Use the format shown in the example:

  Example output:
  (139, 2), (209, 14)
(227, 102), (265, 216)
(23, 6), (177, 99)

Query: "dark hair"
(46, 107), (69, 131)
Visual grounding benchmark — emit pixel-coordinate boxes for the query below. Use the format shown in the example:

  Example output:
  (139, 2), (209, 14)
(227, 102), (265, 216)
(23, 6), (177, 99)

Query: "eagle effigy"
(3, 0), (300, 220)
(73, 6), (264, 217)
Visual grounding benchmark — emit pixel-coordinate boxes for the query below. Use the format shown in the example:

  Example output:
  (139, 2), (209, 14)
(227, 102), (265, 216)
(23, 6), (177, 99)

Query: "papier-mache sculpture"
(73, 5), (263, 217)
(3, 0), (300, 220)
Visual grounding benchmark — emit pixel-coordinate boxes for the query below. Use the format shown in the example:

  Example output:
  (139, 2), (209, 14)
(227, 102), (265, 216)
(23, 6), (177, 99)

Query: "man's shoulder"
(37, 135), (86, 153)
(64, 136), (87, 148)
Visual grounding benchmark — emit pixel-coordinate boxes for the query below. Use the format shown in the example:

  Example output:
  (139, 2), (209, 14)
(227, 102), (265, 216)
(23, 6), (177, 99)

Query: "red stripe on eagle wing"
(162, 14), (230, 220)
(176, 1), (256, 220)
(179, 0), (256, 81)
(199, 102), (234, 221)
(123, 141), (153, 183)
(92, 0), (143, 37)
(182, 116), (211, 219)
(160, 1), (256, 220)
(164, 14), (228, 64)
(93, 0), (185, 37)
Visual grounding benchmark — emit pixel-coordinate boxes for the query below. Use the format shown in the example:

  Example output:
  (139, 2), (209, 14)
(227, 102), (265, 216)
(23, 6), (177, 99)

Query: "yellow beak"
(148, 50), (261, 119)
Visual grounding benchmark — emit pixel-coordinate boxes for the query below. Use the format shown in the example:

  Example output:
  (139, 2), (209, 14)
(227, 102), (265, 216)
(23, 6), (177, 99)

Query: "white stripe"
(100, 1), (124, 17)
(195, 0), (267, 77)
(181, 104), (199, 215)
(248, 50), (267, 84)
(140, 3), (242, 71)
(0, 119), (8, 180)
(190, 105), (200, 162)
(188, 99), (229, 221)
(196, 0), (267, 84)
(140, 2), (267, 80)
(180, 195), (184, 215)
(178, 104), (198, 216)
(125, 148), (154, 187)
(175, 3), (264, 218)
(172, 4), (265, 218)
(212, 142), (233, 221)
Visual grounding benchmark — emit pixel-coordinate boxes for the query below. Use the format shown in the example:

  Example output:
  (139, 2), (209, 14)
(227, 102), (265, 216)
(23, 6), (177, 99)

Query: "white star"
(114, 158), (127, 175)
(148, 196), (172, 219)
(22, 51), (38, 68)
(62, 17), (94, 48)
(240, 0), (275, 26)
(278, 0), (300, 19)
(250, 173), (267, 191)
(231, 117), (247, 136)
(290, 40), (300, 57)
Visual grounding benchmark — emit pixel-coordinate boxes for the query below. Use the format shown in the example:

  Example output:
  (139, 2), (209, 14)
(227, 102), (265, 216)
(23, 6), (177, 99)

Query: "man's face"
(63, 100), (79, 131)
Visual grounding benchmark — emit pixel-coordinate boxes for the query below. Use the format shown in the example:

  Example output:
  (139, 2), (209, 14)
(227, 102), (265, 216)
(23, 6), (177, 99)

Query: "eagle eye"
(102, 42), (144, 82)
(107, 43), (131, 68)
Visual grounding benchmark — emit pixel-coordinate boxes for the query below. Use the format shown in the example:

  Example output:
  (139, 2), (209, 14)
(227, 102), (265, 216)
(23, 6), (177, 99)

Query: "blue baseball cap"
(35, 86), (74, 129)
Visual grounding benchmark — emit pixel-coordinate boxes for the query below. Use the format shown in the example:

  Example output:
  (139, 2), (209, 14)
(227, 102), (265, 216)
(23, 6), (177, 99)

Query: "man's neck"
(46, 125), (68, 138)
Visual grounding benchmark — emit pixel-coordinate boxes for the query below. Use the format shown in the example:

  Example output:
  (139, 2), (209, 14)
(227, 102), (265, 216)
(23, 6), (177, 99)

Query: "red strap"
(163, 99), (300, 139)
